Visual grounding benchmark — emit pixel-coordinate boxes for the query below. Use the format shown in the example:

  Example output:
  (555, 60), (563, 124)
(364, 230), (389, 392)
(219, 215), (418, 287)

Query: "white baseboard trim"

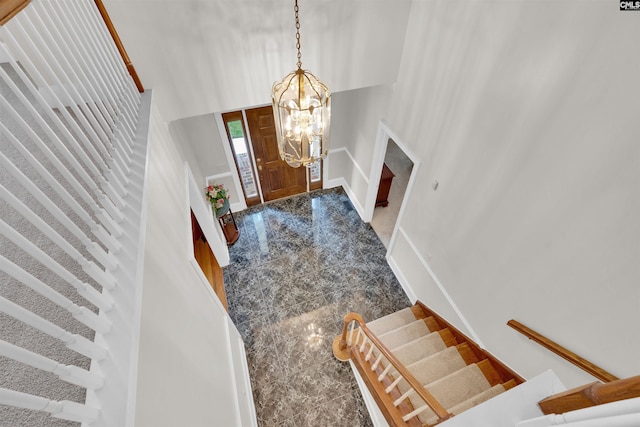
(389, 227), (484, 347)
(324, 177), (366, 221)
(386, 252), (418, 304)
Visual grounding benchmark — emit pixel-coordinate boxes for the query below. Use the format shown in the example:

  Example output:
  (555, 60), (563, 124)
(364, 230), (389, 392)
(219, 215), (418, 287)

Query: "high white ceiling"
(104, 0), (412, 122)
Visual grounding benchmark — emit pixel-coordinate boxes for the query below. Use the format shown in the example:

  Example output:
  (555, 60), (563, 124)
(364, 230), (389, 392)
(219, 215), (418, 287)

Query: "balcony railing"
(1, 1), (148, 425)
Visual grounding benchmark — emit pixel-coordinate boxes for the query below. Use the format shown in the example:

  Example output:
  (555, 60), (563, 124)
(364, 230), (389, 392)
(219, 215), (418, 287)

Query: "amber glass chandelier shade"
(272, 68), (331, 168)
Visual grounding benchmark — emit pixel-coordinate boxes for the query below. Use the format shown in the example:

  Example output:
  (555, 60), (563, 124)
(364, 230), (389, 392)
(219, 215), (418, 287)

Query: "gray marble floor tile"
(225, 187), (410, 426)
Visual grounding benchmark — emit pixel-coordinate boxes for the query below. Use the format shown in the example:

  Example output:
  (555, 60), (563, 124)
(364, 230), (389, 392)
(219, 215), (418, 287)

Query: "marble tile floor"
(224, 187), (411, 426)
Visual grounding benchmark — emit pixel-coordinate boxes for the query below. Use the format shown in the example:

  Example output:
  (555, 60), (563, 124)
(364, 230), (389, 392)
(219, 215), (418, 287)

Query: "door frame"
(221, 110), (262, 206)
(365, 120), (420, 253)
(216, 104), (323, 208)
(214, 112), (261, 212)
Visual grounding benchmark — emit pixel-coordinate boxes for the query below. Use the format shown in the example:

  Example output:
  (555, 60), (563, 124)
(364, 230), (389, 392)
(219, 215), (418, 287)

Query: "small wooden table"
(216, 204), (239, 246)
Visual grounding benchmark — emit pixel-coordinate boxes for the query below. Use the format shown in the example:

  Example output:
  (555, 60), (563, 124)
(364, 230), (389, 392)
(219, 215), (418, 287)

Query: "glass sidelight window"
(309, 160), (321, 183)
(222, 112), (260, 205)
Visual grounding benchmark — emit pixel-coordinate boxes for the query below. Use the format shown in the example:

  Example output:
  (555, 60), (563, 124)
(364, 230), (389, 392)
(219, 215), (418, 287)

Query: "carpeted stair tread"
(422, 384), (507, 425)
(378, 319), (432, 350)
(367, 307), (418, 336)
(403, 363), (492, 413)
(391, 332), (449, 366)
(394, 346), (468, 396)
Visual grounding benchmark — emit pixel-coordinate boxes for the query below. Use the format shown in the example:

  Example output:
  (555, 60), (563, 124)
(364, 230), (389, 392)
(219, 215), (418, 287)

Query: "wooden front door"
(246, 105), (308, 202)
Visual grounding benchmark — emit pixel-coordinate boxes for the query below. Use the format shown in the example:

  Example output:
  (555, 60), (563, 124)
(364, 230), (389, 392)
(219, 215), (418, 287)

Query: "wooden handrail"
(507, 319), (619, 383)
(93, 0), (144, 92)
(0, 0), (30, 25)
(538, 375), (640, 415)
(338, 312), (453, 424)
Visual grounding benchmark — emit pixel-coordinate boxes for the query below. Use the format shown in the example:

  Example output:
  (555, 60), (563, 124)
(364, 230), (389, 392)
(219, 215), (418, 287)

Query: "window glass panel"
(309, 160), (321, 182)
(227, 120), (258, 198)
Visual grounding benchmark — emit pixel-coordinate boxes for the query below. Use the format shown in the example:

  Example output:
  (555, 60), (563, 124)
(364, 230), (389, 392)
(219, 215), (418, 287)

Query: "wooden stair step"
(367, 307), (419, 336)
(410, 305), (428, 320)
(476, 358), (504, 387)
(502, 378), (518, 391)
(456, 342), (481, 365)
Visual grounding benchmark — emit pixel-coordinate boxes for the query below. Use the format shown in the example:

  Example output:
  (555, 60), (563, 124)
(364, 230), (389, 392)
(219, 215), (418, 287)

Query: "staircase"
(334, 302), (525, 426)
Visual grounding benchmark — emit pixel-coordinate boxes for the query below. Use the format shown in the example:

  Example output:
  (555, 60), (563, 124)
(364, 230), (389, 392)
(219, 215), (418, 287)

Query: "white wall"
(103, 0), (411, 122)
(134, 103), (247, 426)
(169, 113), (230, 186)
(382, 0), (640, 387)
(326, 85), (392, 215)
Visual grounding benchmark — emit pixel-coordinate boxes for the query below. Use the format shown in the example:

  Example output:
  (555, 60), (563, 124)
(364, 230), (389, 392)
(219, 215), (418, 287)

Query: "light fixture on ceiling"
(272, 0), (331, 168)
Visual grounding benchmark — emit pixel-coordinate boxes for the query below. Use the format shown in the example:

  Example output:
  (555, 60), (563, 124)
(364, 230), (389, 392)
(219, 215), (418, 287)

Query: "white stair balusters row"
(1, 0), (146, 424)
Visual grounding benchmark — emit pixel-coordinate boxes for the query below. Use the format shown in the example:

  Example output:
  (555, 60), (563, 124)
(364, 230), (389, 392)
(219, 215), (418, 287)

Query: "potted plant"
(206, 183), (230, 218)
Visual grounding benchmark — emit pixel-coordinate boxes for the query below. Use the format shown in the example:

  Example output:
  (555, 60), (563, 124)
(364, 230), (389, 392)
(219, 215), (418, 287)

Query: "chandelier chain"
(295, 0), (302, 69)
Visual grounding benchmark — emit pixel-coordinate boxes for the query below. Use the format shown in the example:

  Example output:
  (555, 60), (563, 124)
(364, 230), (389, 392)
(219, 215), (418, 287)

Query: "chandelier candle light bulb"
(272, 0), (331, 168)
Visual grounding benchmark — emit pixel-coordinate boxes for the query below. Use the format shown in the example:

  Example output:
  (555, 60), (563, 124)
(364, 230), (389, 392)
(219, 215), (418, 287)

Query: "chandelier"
(272, 0), (331, 168)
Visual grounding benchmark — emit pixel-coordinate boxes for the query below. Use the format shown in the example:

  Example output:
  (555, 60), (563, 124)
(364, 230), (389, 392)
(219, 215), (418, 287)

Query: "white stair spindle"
(347, 321), (355, 345)
(402, 404), (431, 422)
(1, 219), (114, 313)
(0, 149), (117, 270)
(393, 387), (414, 407)
(29, 3), (115, 137)
(40, 1), (117, 127)
(80, 0), (142, 105)
(1, 256), (111, 333)
(20, 8), (112, 149)
(371, 354), (384, 371)
(0, 296), (108, 360)
(58, 0), (135, 137)
(0, 340), (105, 390)
(7, 17), (110, 162)
(73, 0), (140, 134)
(1, 184), (117, 290)
(359, 336), (369, 354)
(365, 342), (375, 362)
(378, 363), (393, 382)
(0, 120), (124, 243)
(386, 376), (403, 394)
(0, 388), (99, 424)
(0, 50), (107, 180)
